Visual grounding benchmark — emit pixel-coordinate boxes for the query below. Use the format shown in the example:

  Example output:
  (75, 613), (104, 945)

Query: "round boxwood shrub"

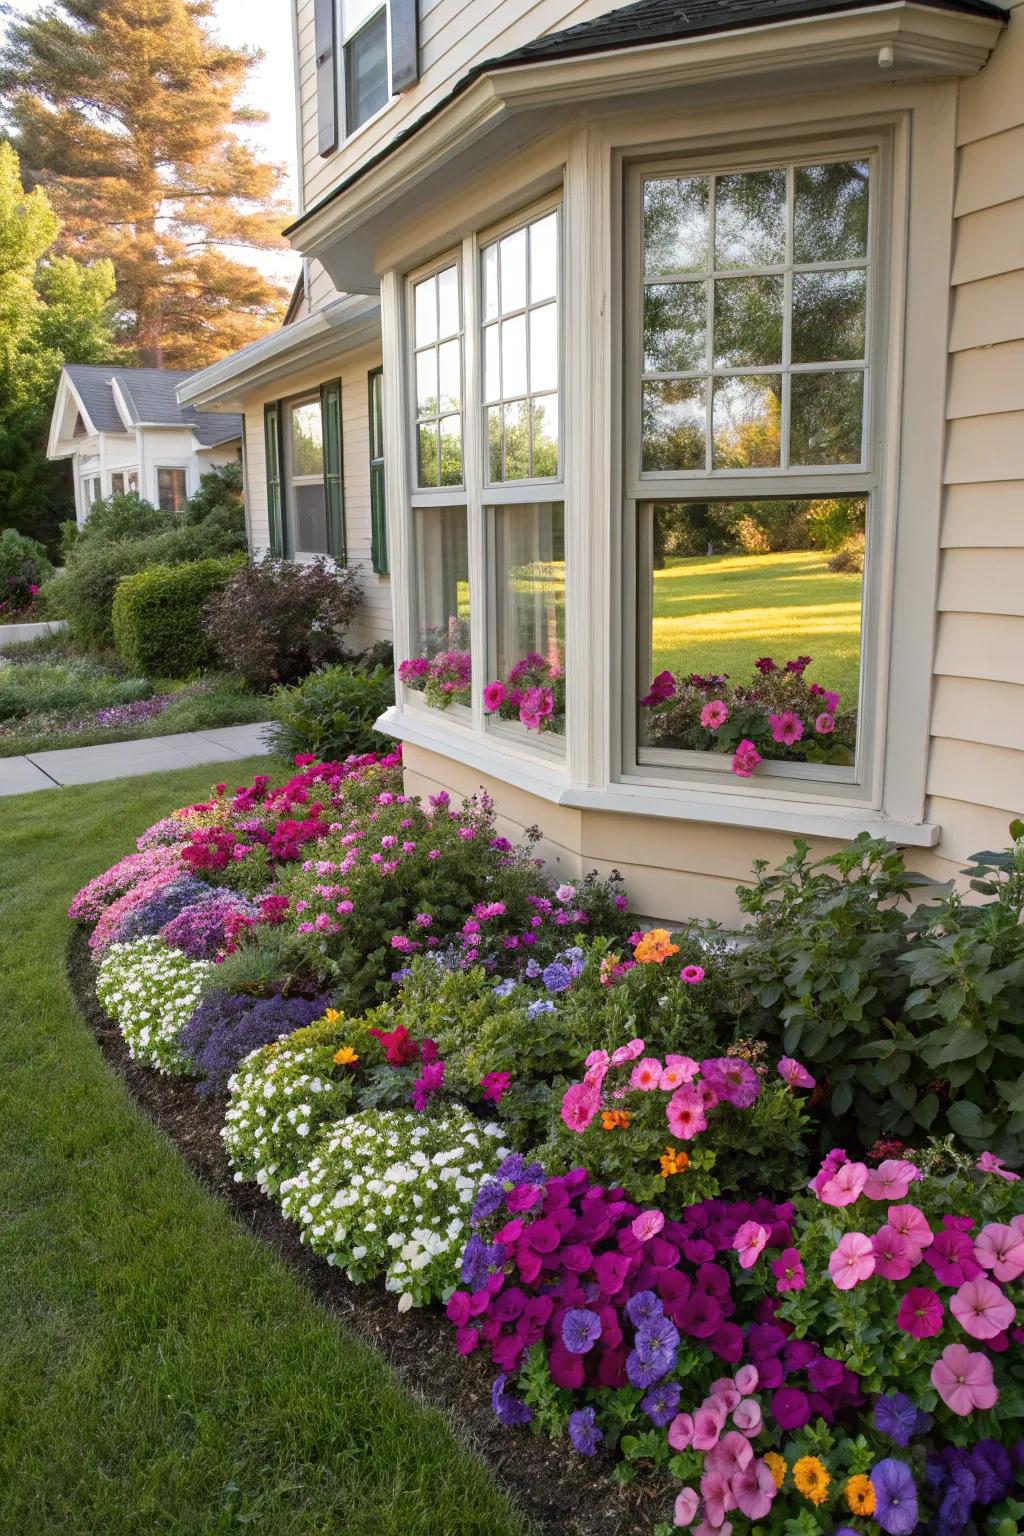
(271, 662), (394, 760)
(112, 555), (244, 677)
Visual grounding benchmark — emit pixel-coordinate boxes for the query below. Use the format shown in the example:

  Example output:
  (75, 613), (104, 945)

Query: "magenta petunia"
(771, 1386), (811, 1430)
(872, 1225), (916, 1281)
(771, 1247), (806, 1292)
(777, 1057), (815, 1090)
(896, 1287), (944, 1339)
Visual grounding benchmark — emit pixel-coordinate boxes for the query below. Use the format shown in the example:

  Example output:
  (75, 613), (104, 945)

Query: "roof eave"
(288, 0), (1003, 288)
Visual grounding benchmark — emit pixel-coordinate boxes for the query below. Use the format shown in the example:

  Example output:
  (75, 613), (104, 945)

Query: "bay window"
(628, 145), (880, 789)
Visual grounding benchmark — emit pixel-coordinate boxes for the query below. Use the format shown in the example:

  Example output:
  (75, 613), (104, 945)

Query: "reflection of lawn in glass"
(651, 550), (862, 702)
(509, 562), (566, 650)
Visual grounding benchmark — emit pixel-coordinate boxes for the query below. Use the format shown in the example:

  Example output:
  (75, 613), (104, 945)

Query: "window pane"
(437, 338), (461, 413)
(405, 505), (471, 709)
(110, 472), (125, 496)
(417, 423), (439, 488)
(795, 160), (869, 263)
(643, 176), (709, 276)
(531, 395), (559, 478)
(293, 482), (330, 555)
(712, 376), (781, 469)
(290, 400), (324, 474)
(482, 245), (499, 322)
(345, 9), (388, 133)
(792, 269), (867, 363)
(439, 415), (463, 485)
(437, 264), (460, 337)
(530, 212), (558, 303)
(638, 498), (865, 766)
(790, 371), (863, 465)
(643, 282), (706, 373)
(416, 349), (437, 417)
(157, 467), (188, 513)
(484, 323), (500, 404)
(489, 501), (565, 737)
(414, 277), (437, 348)
(503, 399), (530, 481)
(487, 406), (503, 481)
(499, 227), (527, 313)
(713, 275), (784, 367)
(642, 380), (706, 471)
(529, 303), (558, 394)
(714, 170), (786, 269)
(501, 313), (528, 398)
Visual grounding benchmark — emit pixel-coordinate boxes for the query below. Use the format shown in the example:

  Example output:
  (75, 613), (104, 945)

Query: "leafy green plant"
(202, 556), (364, 689)
(0, 526), (51, 615)
(111, 555), (244, 677)
(271, 661), (394, 760)
(0, 653), (149, 721)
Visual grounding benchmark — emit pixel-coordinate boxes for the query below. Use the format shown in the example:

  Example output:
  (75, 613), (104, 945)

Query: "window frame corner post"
(320, 377), (347, 565)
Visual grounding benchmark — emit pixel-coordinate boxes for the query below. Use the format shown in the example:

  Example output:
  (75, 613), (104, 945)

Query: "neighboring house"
(180, 0), (1024, 920)
(48, 365), (243, 526)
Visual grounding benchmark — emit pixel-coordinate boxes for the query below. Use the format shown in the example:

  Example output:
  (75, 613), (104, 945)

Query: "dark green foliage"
(271, 662), (395, 760)
(203, 556), (364, 690)
(111, 556), (243, 677)
(733, 828), (1024, 1161)
(74, 492), (175, 547)
(182, 461), (244, 530)
(0, 525), (51, 613)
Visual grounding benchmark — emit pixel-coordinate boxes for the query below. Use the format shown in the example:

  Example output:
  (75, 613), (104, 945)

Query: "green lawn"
(650, 549), (862, 703)
(0, 758), (531, 1536)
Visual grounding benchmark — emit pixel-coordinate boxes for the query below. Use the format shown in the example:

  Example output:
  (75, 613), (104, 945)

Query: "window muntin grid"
(481, 209), (560, 483)
(411, 262), (463, 490)
(640, 158), (871, 476)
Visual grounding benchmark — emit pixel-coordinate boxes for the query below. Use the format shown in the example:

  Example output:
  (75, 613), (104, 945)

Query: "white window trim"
(337, 0), (391, 145)
(379, 87), (950, 847)
(153, 462), (191, 513)
(622, 129), (887, 807)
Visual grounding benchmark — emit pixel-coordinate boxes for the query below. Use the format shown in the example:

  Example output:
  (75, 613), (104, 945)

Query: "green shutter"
(320, 378), (346, 563)
(368, 367), (388, 574)
(263, 401), (285, 556)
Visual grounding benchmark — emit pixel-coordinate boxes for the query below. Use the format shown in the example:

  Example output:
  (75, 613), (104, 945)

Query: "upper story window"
(341, 0), (388, 135)
(627, 149), (879, 788)
(411, 261), (463, 489)
(481, 209), (560, 483)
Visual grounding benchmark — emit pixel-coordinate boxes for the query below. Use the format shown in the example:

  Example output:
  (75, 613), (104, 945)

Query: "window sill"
(378, 705), (940, 847)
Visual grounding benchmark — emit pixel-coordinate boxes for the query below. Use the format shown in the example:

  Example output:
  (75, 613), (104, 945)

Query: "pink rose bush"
(639, 655), (855, 774)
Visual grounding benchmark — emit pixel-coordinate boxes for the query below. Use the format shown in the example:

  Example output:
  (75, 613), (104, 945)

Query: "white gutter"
(176, 292), (381, 410)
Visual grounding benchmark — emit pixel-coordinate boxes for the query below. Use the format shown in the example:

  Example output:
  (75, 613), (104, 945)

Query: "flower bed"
(70, 753), (1024, 1535)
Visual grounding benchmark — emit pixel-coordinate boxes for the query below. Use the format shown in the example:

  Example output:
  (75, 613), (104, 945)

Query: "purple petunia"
(625, 1290), (664, 1330)
(642, 1380), (681, 1428)
(491, 1373), (532, 1428)
(873, 1392), (923, 1449)
(871, 1459), (919, 1536)
(568, 1406), (602, 1456)
(562, 1308), (603, 1354)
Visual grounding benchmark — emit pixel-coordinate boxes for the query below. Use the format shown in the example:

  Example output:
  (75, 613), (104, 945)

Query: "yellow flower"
(793, 1457), (830, 1507)
(659, 1145), (690, 1178)
(764, 1452), (786, 1491)
(323, 1008), (342, 1023)
(633, 928), (681, 965)
(845, 1475), (875, 1517)
(333, 1046), (359, 1066)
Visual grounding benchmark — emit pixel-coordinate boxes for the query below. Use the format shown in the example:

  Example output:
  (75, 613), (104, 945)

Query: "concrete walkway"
(0, 721), (275, 797)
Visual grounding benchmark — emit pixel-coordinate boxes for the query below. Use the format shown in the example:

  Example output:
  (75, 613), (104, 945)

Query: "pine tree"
(1, 0), (291, 368)
(0, 143), (119, 544)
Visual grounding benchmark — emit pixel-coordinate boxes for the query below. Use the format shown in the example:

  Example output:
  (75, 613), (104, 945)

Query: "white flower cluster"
(280, 1107), (508, 1309)
(96, 935), (211, 1074)
(223, 1028), (352, 1194)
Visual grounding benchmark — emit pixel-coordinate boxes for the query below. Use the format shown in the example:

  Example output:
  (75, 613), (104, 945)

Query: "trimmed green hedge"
(112, 556), (244, 678)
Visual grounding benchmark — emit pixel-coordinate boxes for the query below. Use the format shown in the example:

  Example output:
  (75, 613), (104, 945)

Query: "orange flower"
(659, 1145), (690, 1177)
(333, 1046), (359, 1066)
(601, 1110), (631, 1130)
(633, 928), (680, 965)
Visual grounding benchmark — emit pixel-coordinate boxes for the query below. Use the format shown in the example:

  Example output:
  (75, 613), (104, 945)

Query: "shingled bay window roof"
(284, 0), (1005, 238)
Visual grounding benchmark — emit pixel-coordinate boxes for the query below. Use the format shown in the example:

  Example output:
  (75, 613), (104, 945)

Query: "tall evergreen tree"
(0, 142), (119, 545)
(1, 0), (291, 367)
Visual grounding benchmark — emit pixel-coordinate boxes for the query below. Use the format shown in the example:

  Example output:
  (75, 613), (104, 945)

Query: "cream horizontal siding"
(297, 0), (621, 212)
(240, 342), (391, 651)
(929, 1), (1024, 866)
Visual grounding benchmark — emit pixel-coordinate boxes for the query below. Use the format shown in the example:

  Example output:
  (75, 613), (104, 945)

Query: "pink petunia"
(660, 1054), (700, 1089)
(673, 1487), (699, 1527)
(668, 1413), (694, 1450)
(771, 1247), (806, 1292)
(731, 738), (762, 778)
(896, 1287), (944, 1339)
(769, 711), (804, 746)
(560, 1081), (599, 1132)
(975, 1222), (1024, 1284)
(734, 1365), (759, 1396)
(931, 1343), (999, 1416)
(887, 1204), (933, 1258)
(732, 1398), (763, 1438)
(734, 1222), (769, 1270)
(631, 1057), (664, 1091)
(733, 1458), (777, 1520)
(611, 1038), (646, 1066)
(692, 1406), (724, 1452)
(949, 1277), (1016, 1341)
(872, 1225), (916, 1281)
(777, 1057), (815, 1090)
(700, 699), (730, 730)
(632, 1209), (666, 1244)
(976, 1151), (1021, 1182)
(667, 1084), (708, 1141)
(828, 1232), (876, 1290)
(863, 1159), (920, 1201)
(819, 1161), (868, 1207)
(814, 712), (835, 735)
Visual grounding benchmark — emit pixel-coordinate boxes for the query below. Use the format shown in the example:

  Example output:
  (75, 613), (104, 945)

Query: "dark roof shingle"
(65, 364), (241, 447)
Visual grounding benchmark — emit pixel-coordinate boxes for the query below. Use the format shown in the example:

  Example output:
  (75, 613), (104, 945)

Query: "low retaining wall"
(0, 619), (68, 650)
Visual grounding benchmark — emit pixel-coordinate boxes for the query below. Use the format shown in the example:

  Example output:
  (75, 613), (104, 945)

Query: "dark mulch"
(68, 927), (670, 1536)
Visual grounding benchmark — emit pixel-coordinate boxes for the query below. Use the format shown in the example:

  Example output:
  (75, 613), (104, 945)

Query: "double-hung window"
(627, 146), (881, 790)
(369, 367), (388, 574)
(263, 384), (345, 561)
(341, 0), (388, 135)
